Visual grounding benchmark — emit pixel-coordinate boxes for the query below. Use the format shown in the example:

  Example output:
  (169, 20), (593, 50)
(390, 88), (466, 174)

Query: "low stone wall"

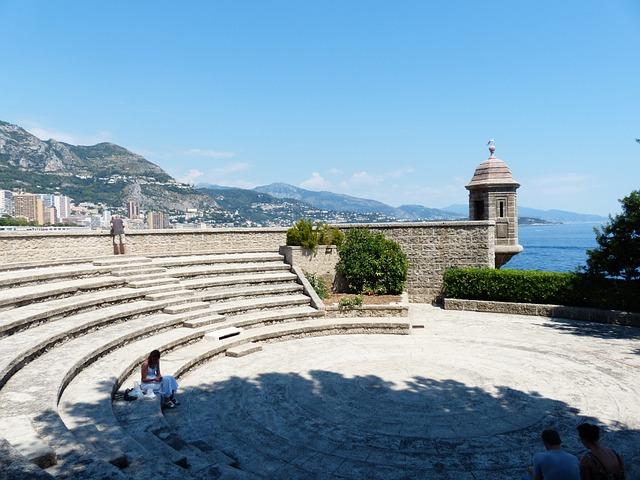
(443, 298), (640, 327)
(0, 221), (495, 303)
(0, 228), (287, 264)
(325, 304), (409, 318)
(279, 245), (340, 283)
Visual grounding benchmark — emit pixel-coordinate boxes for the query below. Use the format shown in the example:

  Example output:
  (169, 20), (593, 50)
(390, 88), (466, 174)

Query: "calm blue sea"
(502, 222), (603, 273)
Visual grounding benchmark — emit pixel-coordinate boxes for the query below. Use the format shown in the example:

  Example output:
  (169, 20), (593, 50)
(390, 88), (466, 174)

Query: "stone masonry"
(279, 245), (340, 281)
(0, 221), (495, 302)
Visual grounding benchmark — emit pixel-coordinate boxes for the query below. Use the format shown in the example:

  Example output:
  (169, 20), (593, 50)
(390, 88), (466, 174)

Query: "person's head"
(577, 423), (600, 447)
(541, 429), (562, 449)
(148, 349), (161, 367)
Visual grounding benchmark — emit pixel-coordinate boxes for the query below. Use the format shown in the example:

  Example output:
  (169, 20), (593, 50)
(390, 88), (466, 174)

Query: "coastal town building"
(147, 211), (167, 229)
(52, 194), (71, 222)
(127, 201), (139, 219)
(0, 189), (13, 216)
(13, 193), (45, 225)
(44, 206), (57, 225)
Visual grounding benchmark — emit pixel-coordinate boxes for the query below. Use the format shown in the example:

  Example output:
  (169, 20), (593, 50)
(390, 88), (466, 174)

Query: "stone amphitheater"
(1, 150), (638, 479)
(0, 249), (638, 480)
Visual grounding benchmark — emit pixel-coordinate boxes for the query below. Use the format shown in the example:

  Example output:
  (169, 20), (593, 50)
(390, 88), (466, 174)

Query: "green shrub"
(286, 220), (344, 251)
(317, 224), (345, 248)
(305, 272), (329, 299)
(338, 295), (363, 309)
(336, 229), (408, 295)
(442, 268), (640, 313)
(286, 219), (318, 251)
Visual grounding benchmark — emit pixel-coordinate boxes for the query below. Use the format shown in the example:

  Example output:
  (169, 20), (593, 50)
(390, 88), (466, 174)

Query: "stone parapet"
(280, 245), (340, 283)
(443, 298), (640, 326)
(338, 222), (495, 303)
(0, 228), (288, 265)
(0, 221), (495, 303)
(325, 303), (409, 318)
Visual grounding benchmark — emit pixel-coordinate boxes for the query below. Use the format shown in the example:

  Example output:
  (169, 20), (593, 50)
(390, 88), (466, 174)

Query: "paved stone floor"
(167, 305), (640, 479)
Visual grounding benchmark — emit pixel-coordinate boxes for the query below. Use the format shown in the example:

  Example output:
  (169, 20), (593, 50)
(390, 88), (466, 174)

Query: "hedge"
(442, 268), (640, 313)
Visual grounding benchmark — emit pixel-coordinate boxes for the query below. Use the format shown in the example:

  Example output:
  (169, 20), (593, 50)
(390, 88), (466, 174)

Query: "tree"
(585, 190), (640, 280)
(336, 228), (408, 294)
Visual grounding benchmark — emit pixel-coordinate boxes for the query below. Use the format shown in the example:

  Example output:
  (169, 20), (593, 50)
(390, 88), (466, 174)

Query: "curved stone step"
(208, 294), (311, 316)
(199, 283), (303, 302)
(110, 266), (168, 277)
(0, 284), (186, 338)
(164, 302), (210, 315)
(0, 312), (215, 479)
(163, 262), (291, 279)
(127, 277), (180, 289)
(2, 416), (57, 469)
(0, 263), (108, 289)
(145, 289), (197, 302)
(0, 276), (126, 309)
(0, 299), (170, 389)
(180, 271), (297, 290)
(154, 252), (284, 268)
(93, 257), (152, 266)
(220, 305), (323, 328)
(56, 325), (218, 478)
(57, 319), (408, 479)
(0, 437), (54, 479)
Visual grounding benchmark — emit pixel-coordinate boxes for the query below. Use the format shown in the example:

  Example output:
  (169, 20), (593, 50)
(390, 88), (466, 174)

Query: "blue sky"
(1, 0), (638, 215)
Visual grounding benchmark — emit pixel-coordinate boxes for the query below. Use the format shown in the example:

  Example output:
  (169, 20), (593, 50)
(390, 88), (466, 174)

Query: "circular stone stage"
(166, 306), (640, 479)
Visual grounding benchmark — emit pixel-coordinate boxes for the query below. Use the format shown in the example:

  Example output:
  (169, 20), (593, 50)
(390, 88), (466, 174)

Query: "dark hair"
(541, 429), (562, 446)
(148, 349), (161, 367)
(577, 423), (600, 443)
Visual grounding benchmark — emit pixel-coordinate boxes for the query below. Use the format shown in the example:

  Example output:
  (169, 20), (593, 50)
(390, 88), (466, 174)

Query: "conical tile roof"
(466, 143), (519, 189)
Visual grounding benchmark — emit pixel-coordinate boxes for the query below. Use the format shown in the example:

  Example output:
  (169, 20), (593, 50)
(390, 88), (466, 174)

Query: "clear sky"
(1, 0), (638, 215)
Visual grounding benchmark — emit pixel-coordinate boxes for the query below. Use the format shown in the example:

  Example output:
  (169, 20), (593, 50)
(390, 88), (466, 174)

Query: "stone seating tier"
(0, 250), (413, 479)
(59, 318), (410, 479)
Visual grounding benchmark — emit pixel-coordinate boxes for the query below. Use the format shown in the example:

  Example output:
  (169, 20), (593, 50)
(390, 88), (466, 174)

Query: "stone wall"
(0, 228), (287, 265)
(443, 298), (640, 326)
(0, 221), (495, 302)
(279, 245), (340, 282)
(339, 222), (495, 302)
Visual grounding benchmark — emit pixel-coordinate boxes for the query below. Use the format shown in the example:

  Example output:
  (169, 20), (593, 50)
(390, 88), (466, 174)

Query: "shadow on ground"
(157, 370), (640, 479)
(543, 316), (640, 343)
(16, 365), (639, 479)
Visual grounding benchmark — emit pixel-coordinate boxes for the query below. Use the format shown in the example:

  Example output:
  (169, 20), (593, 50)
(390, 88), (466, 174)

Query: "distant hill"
(254, 183), (462, 220)
(442, 204), (607, 223)
(0, 119), (203, 211)
(519, 216), (560, 225)
(0, 119), (609, 226)
(254, 183), (403, 217)
(0, 120), (406, 225)
(0, 120), (169, 180)
(396, 204), (464, 220)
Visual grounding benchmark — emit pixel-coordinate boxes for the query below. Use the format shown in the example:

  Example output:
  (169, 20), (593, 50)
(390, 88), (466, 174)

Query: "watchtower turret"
(466, 140), (523, 267)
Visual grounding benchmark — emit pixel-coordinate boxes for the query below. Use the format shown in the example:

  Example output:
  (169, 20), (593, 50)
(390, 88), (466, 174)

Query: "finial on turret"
(487, 139), (496, 158)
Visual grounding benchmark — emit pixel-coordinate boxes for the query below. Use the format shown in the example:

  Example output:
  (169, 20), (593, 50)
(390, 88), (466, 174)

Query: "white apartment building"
(0, 190), (14, 216)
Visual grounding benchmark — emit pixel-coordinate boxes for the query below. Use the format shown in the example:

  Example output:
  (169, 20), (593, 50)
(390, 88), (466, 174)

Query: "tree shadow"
(541, 316), (640, 344)
(12, 360), (640, 479)
(161, 369), (640, 479)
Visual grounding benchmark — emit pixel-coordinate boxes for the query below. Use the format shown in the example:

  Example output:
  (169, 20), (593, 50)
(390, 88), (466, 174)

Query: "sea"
(502, 222), (603, 273)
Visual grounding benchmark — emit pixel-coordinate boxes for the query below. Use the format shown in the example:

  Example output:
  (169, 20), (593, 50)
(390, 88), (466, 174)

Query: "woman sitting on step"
(140, 349), (179, 408)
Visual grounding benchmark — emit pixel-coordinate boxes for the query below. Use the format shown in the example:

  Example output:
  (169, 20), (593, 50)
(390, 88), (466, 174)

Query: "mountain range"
(0, 119), (607, 225)
(442, 204), (607, 223)
(252, 183), (462, 220)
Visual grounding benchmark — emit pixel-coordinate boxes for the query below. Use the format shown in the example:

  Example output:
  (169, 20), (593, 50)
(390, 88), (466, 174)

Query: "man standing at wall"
(110, 215), (126, 255)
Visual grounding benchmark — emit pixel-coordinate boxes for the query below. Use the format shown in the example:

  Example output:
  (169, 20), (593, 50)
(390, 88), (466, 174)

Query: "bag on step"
(124, 381), (143, 401)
